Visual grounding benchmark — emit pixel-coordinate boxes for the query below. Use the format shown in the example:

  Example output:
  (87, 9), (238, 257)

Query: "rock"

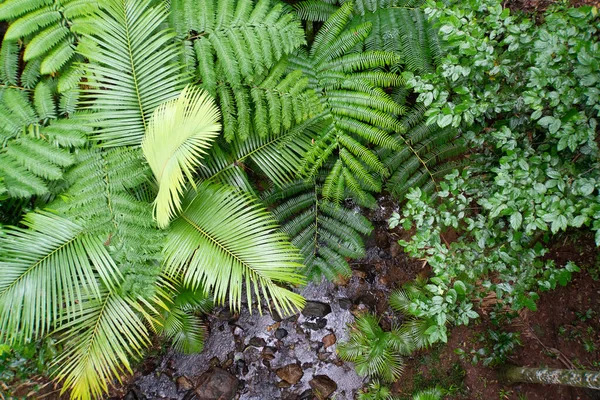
(302, 301), (331, 318)
(248, 336), (266, 348)
(233, 325), (244, 336)
(276, 363), (303, 385)
(176, 376), (194, 391)
(338, 298), (352, 310)
(355, 293), (377, 311)
(390, 241), (402, 258)
(304, 318), (327, 330)
(277, 381), (292, 388)
(267, 321), (280, 332)
(378, 250), (390, 259)
(299, 389), (313, 400)
(322, 333), (336, 349)
(123, 390), (139, 400)
(194, 368), (239, 400)
(262, 346), (277, 361)
(275, 328), (288, 340)
(309, 375), (337, 400)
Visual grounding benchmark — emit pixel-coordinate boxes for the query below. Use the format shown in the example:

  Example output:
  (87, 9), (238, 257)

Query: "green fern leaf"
(0, 40), (19, 86)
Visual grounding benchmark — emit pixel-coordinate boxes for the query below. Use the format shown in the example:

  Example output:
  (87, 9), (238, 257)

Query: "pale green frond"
(0, 211), (121, 344)
(53, 291), (150, 400)
(142, 85), (221, 229)
(163, 182), (306, 316)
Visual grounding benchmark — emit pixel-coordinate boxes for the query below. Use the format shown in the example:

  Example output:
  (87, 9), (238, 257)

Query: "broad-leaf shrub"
(390, 0), (600, 344)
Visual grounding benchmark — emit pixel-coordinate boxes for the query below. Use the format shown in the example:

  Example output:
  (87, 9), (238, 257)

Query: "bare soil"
(392, 232), (600, 400)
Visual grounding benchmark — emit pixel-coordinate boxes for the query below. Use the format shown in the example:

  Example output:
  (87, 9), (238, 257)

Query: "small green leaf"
(510, 212), (523, 230)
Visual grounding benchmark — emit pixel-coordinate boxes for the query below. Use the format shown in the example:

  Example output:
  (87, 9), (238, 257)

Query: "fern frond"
(33, 81), (56, 120)
(0, 0), (52, 21)
(294, 0), (338, 22)
(171, 0), (305, 84)
(265, 181), (372, 281)
(4, 8), (61, 40)
(0, 40), (19, 86)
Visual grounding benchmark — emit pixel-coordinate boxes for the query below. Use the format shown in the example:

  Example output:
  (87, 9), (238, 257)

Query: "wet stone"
(338, 298), (352, 310)
(299, 389), (313, 400)
(276, 363), (304, 385)
(194, 368), (239, 400)
(322, 333), (336, 349)
(248, 336), (266, 348)
(302, 301), (332, 318)
(176, 376), (194, 391)
(275, 328), (288, 340)
(262, 346), (277, 361)
(304, 318), (327, 331)
(309, 375), (337, 400)
(123, 390), (139, 400)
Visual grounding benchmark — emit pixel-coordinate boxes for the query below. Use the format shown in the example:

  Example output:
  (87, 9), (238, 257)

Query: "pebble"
(275, 328), (288, 340)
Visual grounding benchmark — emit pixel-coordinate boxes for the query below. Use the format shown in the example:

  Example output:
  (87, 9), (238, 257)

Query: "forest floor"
(389, 230), (600, 400)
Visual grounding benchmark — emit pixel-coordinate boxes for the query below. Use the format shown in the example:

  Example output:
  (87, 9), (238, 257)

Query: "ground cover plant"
(0, 0), (598, 399)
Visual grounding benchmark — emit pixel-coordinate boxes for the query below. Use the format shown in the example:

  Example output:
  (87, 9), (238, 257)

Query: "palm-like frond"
(152, 279), (212, 354)
(142, 85), (221, 228)
(53, 290), (150, 400)
(51, 148), (163, 300)
(337, 313), (415, 382)
(0, 211), (121, 344)
(163, 181), (306, 316)
(412, 387), (443, 400)
(79, 0), (186, 147)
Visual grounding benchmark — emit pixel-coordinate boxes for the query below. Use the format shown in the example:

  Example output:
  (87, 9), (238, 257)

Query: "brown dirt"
(392, 232), (600, 400)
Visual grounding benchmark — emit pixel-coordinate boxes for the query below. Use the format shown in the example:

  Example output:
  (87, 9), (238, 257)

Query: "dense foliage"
(0, 0), (598, 398)
(389, 0), (600, 345)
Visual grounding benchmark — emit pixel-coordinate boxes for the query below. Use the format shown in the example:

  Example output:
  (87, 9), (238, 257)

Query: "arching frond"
(263, 180), (372, 281)
(0, 0), (98, 76)
(163, 182), (306, 316)
(0, 211), (121, 344)
(53, 291), (150, 400)
(142, 85), (221, 228)
(79, 0), (186, 147)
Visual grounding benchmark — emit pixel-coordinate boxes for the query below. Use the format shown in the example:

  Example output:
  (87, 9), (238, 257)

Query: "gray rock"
(302, 301), (331, 318)
(275, 328), (288, 340)
(194, 368), (239, 400)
